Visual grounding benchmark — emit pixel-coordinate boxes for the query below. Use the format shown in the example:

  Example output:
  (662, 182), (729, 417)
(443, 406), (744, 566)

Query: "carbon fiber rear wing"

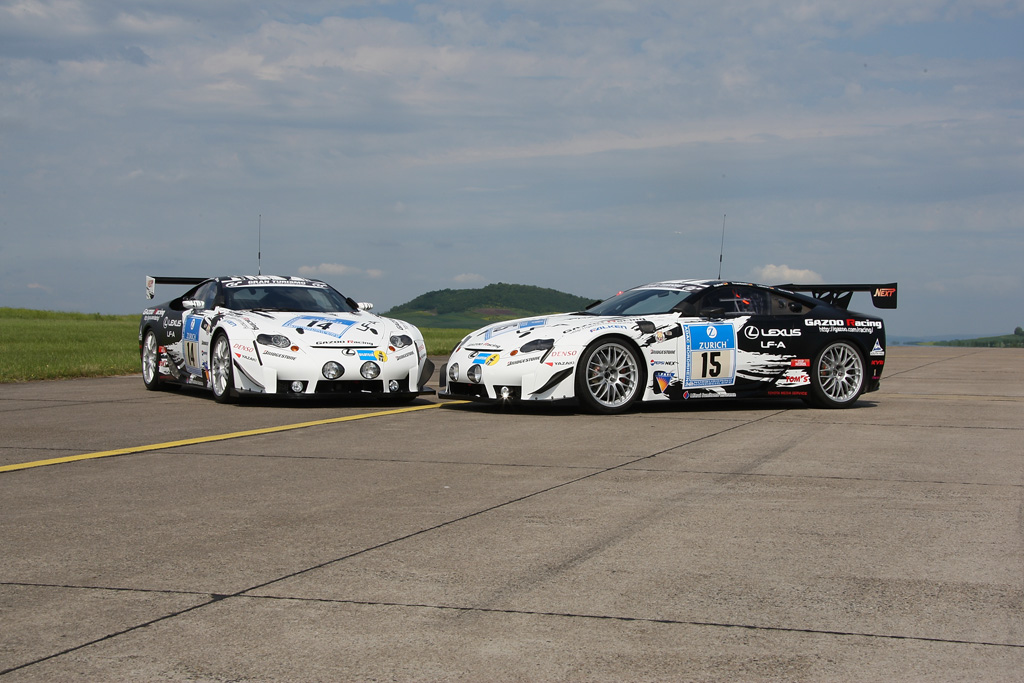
(777, 282), (898, 310)
(145, 276), (207, 300)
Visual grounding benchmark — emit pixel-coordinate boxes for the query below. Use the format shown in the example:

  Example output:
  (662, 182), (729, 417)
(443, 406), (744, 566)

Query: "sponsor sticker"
(683, 323), (737, 388)
(284, 315), (356, 340)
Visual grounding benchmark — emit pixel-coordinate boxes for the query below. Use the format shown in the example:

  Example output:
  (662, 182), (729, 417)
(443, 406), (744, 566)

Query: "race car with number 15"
(439, 279), (896, 413)
(140, 275), (434, 403)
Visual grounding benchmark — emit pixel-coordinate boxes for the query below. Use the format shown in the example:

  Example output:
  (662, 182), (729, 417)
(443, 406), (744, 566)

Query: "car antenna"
(258, 214), (262, 275)
(717, 213), (726, 279)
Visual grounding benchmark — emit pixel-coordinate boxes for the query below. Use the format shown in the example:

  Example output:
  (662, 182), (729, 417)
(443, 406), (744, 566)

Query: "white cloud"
(751, 265), (824, 284)
(453, 273), (485, 284)
(297, 263), (382, 278)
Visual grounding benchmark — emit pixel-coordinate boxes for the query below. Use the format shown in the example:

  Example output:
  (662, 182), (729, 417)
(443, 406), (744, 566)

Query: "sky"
(1, 0), (1022, 338)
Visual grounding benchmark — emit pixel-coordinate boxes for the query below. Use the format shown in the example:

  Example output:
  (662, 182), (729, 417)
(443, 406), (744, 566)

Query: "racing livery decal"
(683, 323), (737, 388)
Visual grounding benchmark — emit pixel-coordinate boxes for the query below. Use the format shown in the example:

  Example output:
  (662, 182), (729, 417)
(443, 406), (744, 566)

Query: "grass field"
(0, 308), (468, 383)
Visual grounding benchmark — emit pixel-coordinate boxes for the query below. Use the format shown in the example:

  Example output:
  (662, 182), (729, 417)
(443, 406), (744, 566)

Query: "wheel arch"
(574, 333), (649, 413)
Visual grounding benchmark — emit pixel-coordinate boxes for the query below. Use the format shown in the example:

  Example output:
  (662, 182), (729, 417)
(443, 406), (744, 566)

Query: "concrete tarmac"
(1, 346), (1022, 681)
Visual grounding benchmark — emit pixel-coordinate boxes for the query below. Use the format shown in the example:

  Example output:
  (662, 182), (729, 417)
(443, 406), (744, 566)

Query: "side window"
(193, 282), (218, 310)
(769, 292), (812, 316)
(701, 286), (770, 316)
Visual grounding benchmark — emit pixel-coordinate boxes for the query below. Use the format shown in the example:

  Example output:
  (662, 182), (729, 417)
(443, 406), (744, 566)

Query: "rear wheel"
(141, 329), (161, 391)
(575, 338), (644, 414)
(808, 341), (864, 408)
(211, 333), (236, 404)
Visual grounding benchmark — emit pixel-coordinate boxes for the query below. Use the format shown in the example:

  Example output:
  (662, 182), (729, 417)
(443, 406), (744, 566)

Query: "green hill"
(385, 283), (595, 329)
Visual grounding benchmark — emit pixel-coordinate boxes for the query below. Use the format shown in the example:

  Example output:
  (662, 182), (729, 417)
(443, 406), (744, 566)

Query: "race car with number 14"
(140, 275), (434, 403)
(439, 279), (896, 413)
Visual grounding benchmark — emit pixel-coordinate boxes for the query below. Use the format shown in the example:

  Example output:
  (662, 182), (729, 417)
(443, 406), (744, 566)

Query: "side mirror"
(182, 299), (205, 310)
(358, 302), (374, 311)
(671, 301), (697, 316)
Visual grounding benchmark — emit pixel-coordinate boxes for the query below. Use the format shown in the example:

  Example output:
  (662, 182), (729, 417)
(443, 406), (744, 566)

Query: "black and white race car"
(139, 275), (434, 403)
(439, 279), (897, 413)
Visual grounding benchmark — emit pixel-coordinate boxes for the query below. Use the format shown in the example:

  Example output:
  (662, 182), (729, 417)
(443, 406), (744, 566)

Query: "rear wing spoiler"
(145, 276), (207, 300)
(777, 282), (898, 310)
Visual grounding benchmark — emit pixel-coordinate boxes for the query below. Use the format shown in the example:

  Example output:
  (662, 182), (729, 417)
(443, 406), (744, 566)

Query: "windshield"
(584, 288), (692, 316)
(223, 285), (356, 313)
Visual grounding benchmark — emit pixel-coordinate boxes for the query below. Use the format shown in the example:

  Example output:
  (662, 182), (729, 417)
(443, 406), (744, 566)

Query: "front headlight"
(519, 338), (554, 354)
(361, 362), (381, 379)
(322, 361), (344, 379)
(257, 334), (291, 348)
(467, 364), (482, 383)
(448, 363), (460, 382)
(390, 334), (413, 349)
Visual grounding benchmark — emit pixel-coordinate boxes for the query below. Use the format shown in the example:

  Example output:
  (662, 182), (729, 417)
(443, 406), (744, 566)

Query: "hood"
(460, 312), (637, 351)
(220, 309), (393, 347)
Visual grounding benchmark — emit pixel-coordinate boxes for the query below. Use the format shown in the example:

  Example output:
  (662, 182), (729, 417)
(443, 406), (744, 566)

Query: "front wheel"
(808, 341), (865, 408)
(141, 329), (161, 391)
(575, 338), (644, 414)
(211, 332), (236, 404)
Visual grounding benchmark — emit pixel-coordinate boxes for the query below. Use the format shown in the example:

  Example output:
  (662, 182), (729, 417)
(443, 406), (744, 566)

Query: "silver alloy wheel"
(142, 330), (159, 388)
(817, 341), (864, 404)
(211, 334), (233, 399)
(583, 340), (641, 410)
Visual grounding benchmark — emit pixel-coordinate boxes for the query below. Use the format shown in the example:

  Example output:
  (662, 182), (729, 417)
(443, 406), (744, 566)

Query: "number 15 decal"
(683, 324), (737, 388)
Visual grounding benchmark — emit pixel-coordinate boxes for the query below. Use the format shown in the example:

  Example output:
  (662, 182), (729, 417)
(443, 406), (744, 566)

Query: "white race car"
(439, 279), (896, 413)
(139, 275), (434, 403)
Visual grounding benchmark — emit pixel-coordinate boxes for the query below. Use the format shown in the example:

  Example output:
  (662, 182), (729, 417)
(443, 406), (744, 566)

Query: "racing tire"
(576, 338), (644, 414)
(211, 332), (237, 404)
(141, 329), (161, 391)
(808, 340), (865, 409)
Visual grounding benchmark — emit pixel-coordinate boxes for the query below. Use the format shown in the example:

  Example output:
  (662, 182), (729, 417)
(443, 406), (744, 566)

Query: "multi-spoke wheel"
(141, 329), (161, 391)
(211, 332), (236, 403)
(808, 341), (865, 408)
(575, 338), (644, 414)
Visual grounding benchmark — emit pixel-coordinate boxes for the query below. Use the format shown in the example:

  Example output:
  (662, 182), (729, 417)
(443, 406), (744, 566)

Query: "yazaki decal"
(283, 315), (356, 340)
(682, 323), (737, 388)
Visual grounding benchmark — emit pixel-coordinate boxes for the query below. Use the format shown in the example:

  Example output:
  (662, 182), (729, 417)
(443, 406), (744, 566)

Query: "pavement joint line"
(883, 393), (1024, 402)
(242, 594), (1024, 650)
(0, 402), (464, 474)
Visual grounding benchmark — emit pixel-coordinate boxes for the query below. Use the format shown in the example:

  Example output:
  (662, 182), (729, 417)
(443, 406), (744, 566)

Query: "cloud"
(751, 265), (824, 284)
(297, 263), (383, 278)
(453, 273), (485, 284)
(26, 283), (52, 292)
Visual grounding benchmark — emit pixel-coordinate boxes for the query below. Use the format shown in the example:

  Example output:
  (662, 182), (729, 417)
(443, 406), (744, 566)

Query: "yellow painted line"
(1, 402), (466, 474)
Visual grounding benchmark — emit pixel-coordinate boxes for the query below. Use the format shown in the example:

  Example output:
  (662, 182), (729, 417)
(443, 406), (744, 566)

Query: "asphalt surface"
(1, 346), (1022, 681)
